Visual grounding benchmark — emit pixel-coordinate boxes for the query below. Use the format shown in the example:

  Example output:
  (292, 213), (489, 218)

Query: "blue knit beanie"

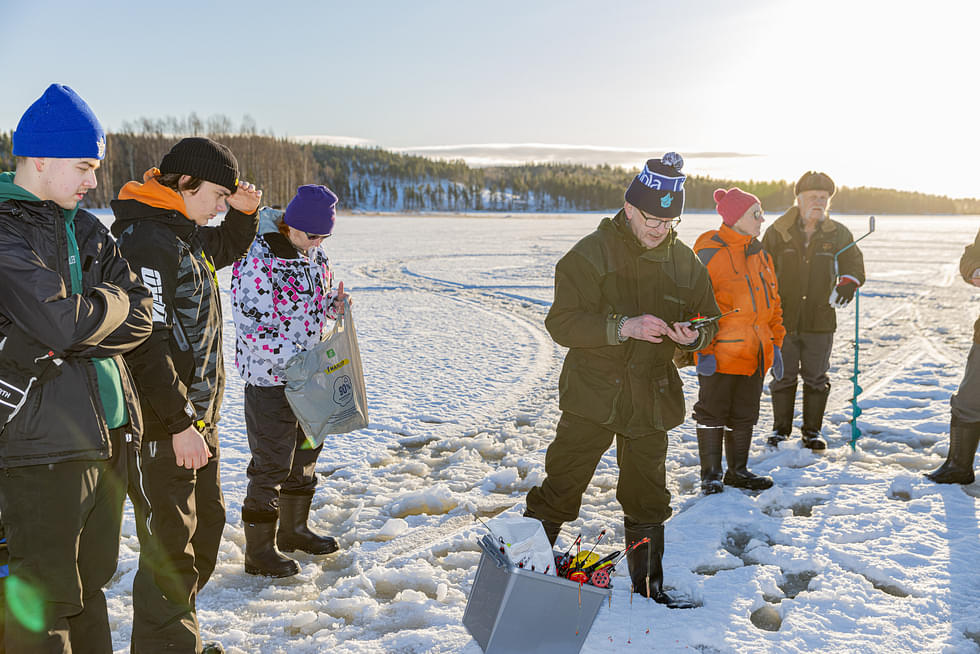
(284, 185), (338, 235)
(13, 84), (106, 160)
(624, 152), (686, 218)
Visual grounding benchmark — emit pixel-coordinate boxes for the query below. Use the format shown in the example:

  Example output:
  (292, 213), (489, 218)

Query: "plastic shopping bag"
(283, 299), (368, 446)
(485, 516), (556, 575)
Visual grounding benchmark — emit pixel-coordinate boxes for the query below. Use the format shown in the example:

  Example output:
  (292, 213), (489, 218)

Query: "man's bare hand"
(621, 315), (670, 343)
(172, 425), (211, 470)
(666, 322), (699, 346)
(227, 180), (262, 215)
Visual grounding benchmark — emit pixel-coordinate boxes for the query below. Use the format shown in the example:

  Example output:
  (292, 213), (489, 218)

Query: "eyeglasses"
(305, 232), (331, 241)
(751, 209), (763, 220)
(637, 208), (681, 229)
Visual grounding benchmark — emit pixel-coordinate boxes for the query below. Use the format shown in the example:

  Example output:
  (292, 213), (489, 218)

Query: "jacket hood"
(0, 171), (80, 226)
(257, 206), (283, 236)
(110, 169), (196, 238)
(695, 223), (756, 251)
(0, 172), (42, 203)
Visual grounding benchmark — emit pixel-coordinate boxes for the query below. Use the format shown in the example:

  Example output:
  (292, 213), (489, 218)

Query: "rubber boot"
(723, 428), (774, 490)
(202, 642), (225, 654)
(696, 426), (725, 495)
(277, 494), (339, 555)
(523, 510), (562, 547)
(768, 384), (796, 446)
(926, 417), (980, 485)
(244, 519), (300, 578)
(624, 520), (695, 609)
(801, 384), (829, 450)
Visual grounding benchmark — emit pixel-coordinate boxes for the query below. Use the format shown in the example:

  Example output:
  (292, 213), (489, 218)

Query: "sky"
(4, 0), (980, 198)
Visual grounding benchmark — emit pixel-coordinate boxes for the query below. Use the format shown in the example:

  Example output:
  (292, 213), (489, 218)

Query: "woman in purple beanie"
(230, 184), (348, 578)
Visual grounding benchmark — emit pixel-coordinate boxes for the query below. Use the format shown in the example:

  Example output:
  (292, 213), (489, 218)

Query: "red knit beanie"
(714, 187), (760, 226)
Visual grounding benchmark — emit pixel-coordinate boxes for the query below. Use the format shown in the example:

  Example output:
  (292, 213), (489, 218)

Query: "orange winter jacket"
(693, 224), (786, 376)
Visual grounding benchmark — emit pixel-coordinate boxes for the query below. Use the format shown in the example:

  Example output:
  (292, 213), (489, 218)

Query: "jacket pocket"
(650, 363), (684, 432)
(558, 356), (622, 426)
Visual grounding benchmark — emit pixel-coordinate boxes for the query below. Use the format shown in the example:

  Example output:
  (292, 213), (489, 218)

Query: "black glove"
(0, 328), (62, 426)
(831, 279), (858, 307)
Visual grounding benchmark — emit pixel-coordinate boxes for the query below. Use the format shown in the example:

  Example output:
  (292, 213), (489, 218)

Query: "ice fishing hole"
(750, 605), (782, 632)
(777, 570), (817, 599)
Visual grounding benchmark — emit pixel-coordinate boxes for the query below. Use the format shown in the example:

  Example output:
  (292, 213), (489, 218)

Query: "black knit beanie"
(160, 137), (239, 192)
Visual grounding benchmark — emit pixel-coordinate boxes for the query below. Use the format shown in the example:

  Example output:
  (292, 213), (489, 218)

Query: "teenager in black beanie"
(110, 137), (262, 654)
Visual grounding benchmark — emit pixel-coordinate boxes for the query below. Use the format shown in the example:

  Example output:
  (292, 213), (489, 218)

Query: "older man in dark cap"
(761, 171), (866, 450)
(524, 153), (719, 608)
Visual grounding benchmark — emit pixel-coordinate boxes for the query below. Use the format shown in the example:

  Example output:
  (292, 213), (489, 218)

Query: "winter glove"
(830, 279), (858, 308)
(771, 345), (784, 381)
(0, 328), (63, 426)
(696, 353), (717, 377)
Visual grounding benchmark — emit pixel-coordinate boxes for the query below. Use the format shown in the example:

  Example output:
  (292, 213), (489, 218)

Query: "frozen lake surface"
(92, 209), (980, 653)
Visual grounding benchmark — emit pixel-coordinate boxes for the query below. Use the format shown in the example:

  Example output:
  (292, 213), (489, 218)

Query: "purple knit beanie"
(284, 185), (338, 234)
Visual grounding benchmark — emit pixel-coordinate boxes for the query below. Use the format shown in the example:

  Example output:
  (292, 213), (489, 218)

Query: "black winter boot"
(768, 384), (797, 446)
(277, 494), (339, 555)
(723, 428), (774, 490)
(801, 384), (829, 450)
(696, 426), (725, 495)
(926, 417), (980, 485)
(244, 519), (300, 578)
(523, 510), (563, 547)
(624, 520), (695, 609)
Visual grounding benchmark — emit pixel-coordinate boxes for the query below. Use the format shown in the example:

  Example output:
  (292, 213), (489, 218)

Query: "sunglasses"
(637, 208), (681, 229)
(304, 232), (331, 240)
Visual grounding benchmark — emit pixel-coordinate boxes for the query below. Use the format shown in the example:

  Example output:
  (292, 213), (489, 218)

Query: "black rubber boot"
(624, 520), (695, 609)
(244, 519), (300, 578)
(768, 384), (797, 446)
(523, 510), (563, 547)
(202, 642), (225, 654)
(926, 417), (980, 485)
(801, 384), (829, 450)
(277, 494), (339, 555)
(723, 428), (774, 490)
(696, 426), (725, 495)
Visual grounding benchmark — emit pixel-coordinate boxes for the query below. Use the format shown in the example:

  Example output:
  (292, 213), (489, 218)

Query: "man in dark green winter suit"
(525, 154), (719, 608)
(761, 171), (865, 449)
(926, 229), (980, 484)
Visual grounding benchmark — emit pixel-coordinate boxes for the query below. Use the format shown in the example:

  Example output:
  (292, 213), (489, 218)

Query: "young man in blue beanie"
(523, 154), (718, 608)
(0, 84), (153, 653)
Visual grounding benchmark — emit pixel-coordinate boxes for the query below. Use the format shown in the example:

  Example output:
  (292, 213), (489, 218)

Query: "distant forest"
(2, 115), (979, 215)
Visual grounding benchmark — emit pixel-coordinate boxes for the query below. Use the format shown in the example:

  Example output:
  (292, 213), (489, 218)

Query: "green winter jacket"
(960, 227), (980, 343)
(761, 207), (866, 334)
(546, 211), (719, 437)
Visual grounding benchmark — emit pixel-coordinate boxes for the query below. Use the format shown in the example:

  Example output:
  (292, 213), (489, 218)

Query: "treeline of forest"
(2, 116), (978, 214)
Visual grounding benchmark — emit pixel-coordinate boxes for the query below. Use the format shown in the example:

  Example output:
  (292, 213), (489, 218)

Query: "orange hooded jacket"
(693, 224), (785, 376)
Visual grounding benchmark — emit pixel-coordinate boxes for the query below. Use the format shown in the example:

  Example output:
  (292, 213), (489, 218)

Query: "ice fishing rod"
(680, 308), (740, 330)
(830, 216), (875, 450)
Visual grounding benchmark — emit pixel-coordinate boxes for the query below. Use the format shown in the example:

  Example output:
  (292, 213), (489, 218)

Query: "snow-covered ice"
(95, 210), (980, 653)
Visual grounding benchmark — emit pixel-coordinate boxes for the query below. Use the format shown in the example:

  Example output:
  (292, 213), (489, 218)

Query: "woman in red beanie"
(691, 188), (786, 494)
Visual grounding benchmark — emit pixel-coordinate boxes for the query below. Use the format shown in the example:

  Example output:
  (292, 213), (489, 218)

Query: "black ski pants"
(129, 437), (225, 654)
(0, 426), (129, 654)
(242, 384), (322, 522)
(693, 370), (764, 430)
(525, 412), (672, 526)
